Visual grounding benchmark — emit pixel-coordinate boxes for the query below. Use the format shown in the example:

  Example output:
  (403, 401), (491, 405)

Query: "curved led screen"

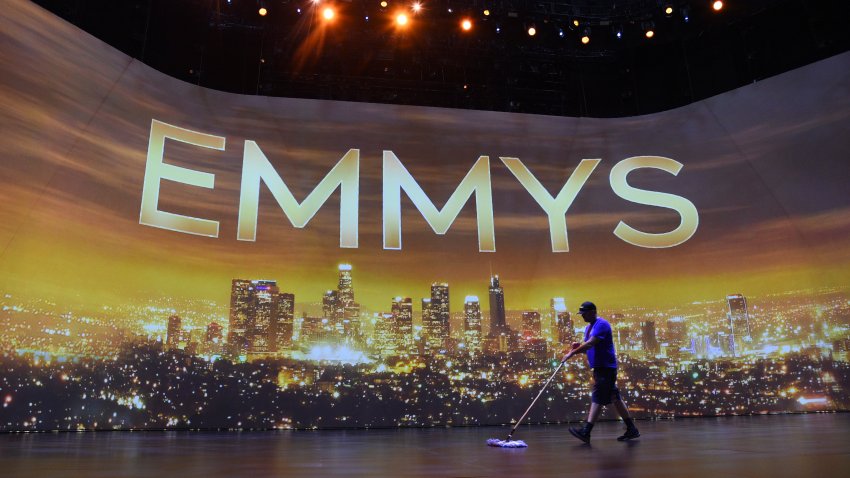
(1, 0), (849, 430)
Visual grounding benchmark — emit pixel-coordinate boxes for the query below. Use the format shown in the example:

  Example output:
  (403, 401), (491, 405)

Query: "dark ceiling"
(32, 0), (850, 117)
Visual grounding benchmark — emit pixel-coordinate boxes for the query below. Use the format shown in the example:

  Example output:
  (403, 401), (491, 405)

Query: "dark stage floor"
(2, 414), (848, 477)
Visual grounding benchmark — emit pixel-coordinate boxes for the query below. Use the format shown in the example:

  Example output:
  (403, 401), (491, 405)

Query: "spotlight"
(483, 9), (490, 16)
(527, 26), (536, 36)
(412, 2), (421, 13)
(258, 7), (268, 16)
(495, 24), (501, 33)
(573, 19), (579, 27)
(581, 27), (590, 44)
(682, 6), (690, 22)
(558, 28), (564, 38)
(665, 5), (674, 16)
(461, 19), (472, 31)
(613, 25), (623, 39)
(396, 12), (408, 26)
(380, 1), (388, 7)
(643, 21), (655, 38)
(322, 6), (335, 20)
(713, 1), (723, 11)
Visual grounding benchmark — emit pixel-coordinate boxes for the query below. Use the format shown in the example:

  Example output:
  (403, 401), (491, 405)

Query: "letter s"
(609, 156), (699, 248)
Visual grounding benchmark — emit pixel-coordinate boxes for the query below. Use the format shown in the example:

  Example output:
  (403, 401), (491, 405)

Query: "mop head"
(487, 438), (528, 448)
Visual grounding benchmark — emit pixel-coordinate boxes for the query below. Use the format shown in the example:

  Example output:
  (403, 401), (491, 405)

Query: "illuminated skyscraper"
(228, 279), (294, 356)
(521, 311), (542, 338)
(374, 312), (397, 357)
(229, 279), (253, 356)
(392, 297), (414, 355)
(166, 314), (182, 348)
(322, 290), (338, 321)
(277, 292), (295, 351)
(205, 322), (223, 344)
(463, 296), (483, 354)
(488, 275), (507, 336)
(422, 298), (441, 353)
(300, 315), (326, 344)
(551, 297), (573, 345)
(431, 283), (450, 350)
(615, 324), (632, 350)
(666, 317), (687, 349)
(338, 264), (354, 306)
(336, 264), (361, 343)
(640, 321), (659, 354)
(204, 322), (224, 355)
(250, 280), (279, 353)
(727, 294), (751, 355)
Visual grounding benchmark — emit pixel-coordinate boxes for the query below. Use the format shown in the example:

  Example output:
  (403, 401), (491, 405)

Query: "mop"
(487, 359), (566, 448)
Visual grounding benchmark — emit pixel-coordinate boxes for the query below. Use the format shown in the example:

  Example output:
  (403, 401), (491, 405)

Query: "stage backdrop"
(1, 0), (849, 430)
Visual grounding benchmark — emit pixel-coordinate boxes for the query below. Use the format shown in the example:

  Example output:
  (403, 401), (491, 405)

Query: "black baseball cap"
(578, 301), (597, 312)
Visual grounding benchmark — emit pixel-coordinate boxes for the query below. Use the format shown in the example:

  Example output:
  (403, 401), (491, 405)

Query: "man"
(562, 301), (640, 443)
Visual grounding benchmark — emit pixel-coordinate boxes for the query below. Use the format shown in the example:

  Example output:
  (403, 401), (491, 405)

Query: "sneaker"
(617, 427), (640, 441)
(568, 426), (591, 444)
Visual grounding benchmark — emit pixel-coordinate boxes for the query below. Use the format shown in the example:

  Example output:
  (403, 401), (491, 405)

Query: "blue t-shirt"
(584, 318), (617, 369)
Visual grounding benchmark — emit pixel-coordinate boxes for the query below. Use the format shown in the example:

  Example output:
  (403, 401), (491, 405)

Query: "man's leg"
(613, 397), (640, 441)
(613, 398), (630, 421)
(570, 403), (603, 444)
(587, 402), (603, 424)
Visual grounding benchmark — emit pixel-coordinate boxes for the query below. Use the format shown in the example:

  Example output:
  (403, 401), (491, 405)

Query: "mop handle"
(507, 359), (566, 438)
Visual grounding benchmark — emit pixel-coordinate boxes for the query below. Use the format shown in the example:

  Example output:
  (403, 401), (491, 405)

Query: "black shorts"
(592, 367), (621, 405)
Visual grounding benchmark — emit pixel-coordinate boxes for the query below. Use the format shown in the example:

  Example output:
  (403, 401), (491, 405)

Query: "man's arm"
(562, 336), (600, 362)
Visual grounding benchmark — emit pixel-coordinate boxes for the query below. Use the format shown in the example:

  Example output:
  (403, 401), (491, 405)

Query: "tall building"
(277, 293), (295, 351)
(250, 281), (279, 353)
(552, 297), (573, 345)
(228, 279), (294, 356)
(322, 290), (338, 322)
(338, 264), (354, 307)
(334, 264), (362, 344)
(203, 322), (224, 355)
(727, 294), (751, 355)
(422, 298), (441, 353)
(229, 279), (253, 356)
(300, 315), (326, 345)
(205, 322), (223, 344)
(640, 321), (659, 354)
(616, 324), (634, 351)
(166, 314), (182, 348)
(521, 311), (542, 338)
(463, 296), (483, 355)
(392, 297), (414, 355)
(665, 317), (687, 349)
(488, 275), (507, 336)
(431, 283), (450, 350)
(374, 312), (397, 357)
